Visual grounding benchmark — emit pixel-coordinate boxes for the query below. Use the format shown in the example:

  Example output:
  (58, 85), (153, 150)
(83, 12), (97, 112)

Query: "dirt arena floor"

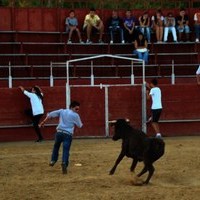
(0, 136), (200, 200)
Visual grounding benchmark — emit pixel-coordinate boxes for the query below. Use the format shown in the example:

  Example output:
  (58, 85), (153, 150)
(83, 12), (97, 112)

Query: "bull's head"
(109, 119), (130, 141)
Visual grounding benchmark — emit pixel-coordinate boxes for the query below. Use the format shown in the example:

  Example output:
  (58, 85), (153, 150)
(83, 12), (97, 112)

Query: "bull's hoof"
(109, 170), (114, 175)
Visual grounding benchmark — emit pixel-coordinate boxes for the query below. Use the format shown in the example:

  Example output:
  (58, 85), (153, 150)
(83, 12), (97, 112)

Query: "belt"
(57, 129), (72, 136)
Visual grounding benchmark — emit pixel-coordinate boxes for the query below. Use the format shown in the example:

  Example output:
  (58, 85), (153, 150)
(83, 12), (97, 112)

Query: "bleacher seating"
(0, 7), (200, 87)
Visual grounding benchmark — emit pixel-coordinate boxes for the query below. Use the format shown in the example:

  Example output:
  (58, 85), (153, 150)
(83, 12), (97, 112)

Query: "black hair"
(70, 101), (80, 108)
(90, 8), (96, 12)
(151, 78), (158, 86)
(69, 10), (75, 14)
(33, 86), (43, 101)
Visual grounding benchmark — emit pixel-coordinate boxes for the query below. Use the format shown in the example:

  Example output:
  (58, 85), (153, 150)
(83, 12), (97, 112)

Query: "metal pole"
(131, 60), (134, 85)
(142, 82), (147, 133)
(66, 61), (70, 108)
(171, 60), (175, 85)
(105, 86), (109, 137)
(91, 61), (94, 86)
(8, 61), (12, 88)
(142, 60), (145, 84)
(50, 61), (54, 87)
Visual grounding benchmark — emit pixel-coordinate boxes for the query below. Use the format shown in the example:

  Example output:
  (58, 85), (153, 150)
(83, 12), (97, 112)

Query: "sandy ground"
(0, 137), (200, 200)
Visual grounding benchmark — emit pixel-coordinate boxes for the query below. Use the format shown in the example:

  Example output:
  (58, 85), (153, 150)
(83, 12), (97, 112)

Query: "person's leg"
(62, 134), (72, 173)
(32, 114), (44, 141)
(98, 23), (104, 41)
(51, 132), (62, 164)
(184, 25), (190, 41)
(194, 24), (200, 41)
(171, 27), (177, 41)
(68, 28), (73, 41)
(163, 27), (169, 42)
(178, 31), (183, 41)
(151, 109), (162, 137)
(76, 28), (83, 42)
(146, 27), (151, 43)
(137, 51), (143, 60)
(120, 28), (125, 43)
(151, 122), (160, 133)
(143, 51), (149, 64)
(86, 24), (92, 41)
(159, 26), (164, 42)
(109, 27), (114, 42)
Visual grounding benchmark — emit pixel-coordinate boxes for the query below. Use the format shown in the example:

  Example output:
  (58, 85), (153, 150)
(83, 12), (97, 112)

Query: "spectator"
(176, 8), (190, 42)
(133, 32), (149, 64)
(65, 10), (84, 44)
(151, 9), (164, 43)
(83, 8), (104, 44)
(123, 10), (138, 43)
(194, 10), (200, 42)
(163, 12), (177, 42)
(139, 11), (151, 43)
(108, 10), (125, 44)
(19, 85), (44, 142)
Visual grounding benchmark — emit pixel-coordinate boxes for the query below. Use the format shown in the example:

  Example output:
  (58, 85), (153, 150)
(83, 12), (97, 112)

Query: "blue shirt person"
(39, 100), (83, 174)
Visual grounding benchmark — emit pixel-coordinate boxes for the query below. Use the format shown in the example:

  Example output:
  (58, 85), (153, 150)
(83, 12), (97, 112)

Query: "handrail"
(0, 123), (57, 129)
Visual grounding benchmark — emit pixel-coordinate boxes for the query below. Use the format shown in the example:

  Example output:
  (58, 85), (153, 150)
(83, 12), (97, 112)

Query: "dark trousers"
(25, 109), (44, 140)
(51, 132), (72, 167)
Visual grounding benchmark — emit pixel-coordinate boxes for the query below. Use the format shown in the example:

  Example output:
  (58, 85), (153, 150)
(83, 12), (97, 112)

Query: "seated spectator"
(123, 10), (138, 43)
(138, 11), (151, 43)
(133, 32), (149, 64)
(108, 10), (125, 44)
(65, 10), (83, 44)
(164, 12), (177, 42)
(151, 9), (164, 43)
(194, 10), (200, 42)
(83, 8), (104, 44)
(176, 8), (190, 42)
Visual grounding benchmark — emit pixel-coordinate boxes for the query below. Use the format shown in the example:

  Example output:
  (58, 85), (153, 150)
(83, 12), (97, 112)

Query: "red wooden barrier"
(0, 84), (200, 142)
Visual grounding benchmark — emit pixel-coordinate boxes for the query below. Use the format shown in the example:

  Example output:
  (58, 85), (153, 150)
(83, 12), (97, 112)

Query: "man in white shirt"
(146, 78), (163, 138)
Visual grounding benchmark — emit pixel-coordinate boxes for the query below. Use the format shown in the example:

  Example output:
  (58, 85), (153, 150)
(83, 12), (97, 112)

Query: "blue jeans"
(133, 50), (149, 64)
(140, 27), (151, 42)
(194, 24), (200, 39)
(109, 26), (124, 42)
(51, 131), (72, 167)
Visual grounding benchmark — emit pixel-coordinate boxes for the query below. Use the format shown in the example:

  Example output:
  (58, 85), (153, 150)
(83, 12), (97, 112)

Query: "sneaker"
(86, 39), (92, 44)
(49, 161), (56, 166)
(67, 40), (72, 44)
(156, 133), (162, 139)
(61, 163), (67, 174)
(110, 40), (113, 44)
(79, 40), (84, 44)
(196, 38), (199, 42)
(121, 40), (125, 44)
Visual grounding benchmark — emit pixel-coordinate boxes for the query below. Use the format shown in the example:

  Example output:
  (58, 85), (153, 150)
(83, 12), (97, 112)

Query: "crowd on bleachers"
(65, 8), (200, 44)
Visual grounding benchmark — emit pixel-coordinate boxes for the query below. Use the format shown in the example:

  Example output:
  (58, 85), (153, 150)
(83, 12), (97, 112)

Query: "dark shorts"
(151, 109), (162, 122)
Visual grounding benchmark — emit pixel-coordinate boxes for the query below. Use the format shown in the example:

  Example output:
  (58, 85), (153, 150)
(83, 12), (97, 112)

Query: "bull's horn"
(108, 120), (117, 123)
(125, 118), (130, 122)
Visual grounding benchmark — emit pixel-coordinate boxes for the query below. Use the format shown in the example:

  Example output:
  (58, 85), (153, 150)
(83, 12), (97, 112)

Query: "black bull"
(109, 119), (165, 184)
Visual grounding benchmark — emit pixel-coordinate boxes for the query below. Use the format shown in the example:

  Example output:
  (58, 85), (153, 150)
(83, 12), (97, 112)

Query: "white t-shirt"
(150, 87), (162, 109)
(24, 90), (44, 116)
